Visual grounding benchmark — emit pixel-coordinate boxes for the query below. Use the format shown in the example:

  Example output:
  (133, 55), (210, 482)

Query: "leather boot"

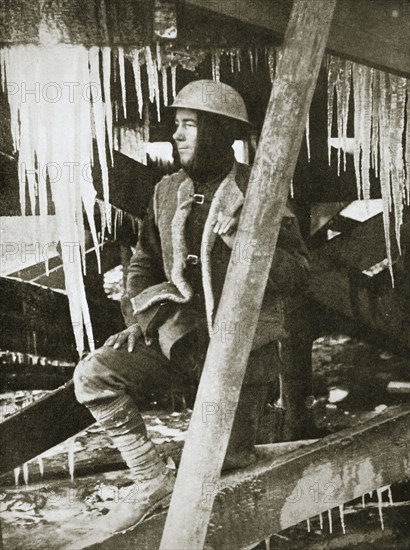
(88, 394), (174, 534)
(223, 384), (268, 471)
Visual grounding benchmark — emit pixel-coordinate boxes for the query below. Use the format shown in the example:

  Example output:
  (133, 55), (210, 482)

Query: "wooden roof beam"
(184, 0), (410, 77)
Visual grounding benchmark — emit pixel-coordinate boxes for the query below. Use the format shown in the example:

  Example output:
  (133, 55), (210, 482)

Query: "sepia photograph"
(0, 0), (409, 548)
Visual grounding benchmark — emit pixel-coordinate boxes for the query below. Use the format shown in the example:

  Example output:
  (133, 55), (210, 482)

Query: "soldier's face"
(173, 108), (198, 167)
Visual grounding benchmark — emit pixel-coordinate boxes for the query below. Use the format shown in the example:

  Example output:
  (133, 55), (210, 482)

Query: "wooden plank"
(0, 381), (94, 476)
(185, 0), (410, 77)
(85, 404), (410, 550)
(160, 1), (337, 547)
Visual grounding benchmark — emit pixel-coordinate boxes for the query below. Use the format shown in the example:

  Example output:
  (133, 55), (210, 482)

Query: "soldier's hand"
(105, 324), (142, 352)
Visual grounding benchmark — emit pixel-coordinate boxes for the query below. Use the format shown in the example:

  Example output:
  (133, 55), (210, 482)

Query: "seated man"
(74, 79), (310, 533)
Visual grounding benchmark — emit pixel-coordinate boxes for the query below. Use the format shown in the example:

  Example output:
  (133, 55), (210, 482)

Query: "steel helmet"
(170, 79), (250, 125)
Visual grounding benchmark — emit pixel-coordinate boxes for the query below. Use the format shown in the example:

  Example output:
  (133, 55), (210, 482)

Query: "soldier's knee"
(73, 350), (104, 405)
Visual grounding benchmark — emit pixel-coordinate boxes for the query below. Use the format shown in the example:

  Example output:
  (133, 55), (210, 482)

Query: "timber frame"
(1, 0), (410, 548)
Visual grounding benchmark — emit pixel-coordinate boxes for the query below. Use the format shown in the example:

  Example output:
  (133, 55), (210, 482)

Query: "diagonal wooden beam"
(160, 1), (337, 547)
(85, 404), (410, 550)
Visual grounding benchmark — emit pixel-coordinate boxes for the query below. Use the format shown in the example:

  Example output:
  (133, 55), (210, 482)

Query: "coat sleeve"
(268, 215), (310, 296)
(120, 197), (167, 327)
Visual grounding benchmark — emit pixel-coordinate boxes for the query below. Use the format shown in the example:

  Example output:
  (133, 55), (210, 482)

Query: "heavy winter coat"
(121, 161), (309, 359)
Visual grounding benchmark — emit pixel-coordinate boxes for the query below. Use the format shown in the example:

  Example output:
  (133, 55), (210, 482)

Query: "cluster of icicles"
(327, 56), (409, 283)
(262, 486), (396, 549)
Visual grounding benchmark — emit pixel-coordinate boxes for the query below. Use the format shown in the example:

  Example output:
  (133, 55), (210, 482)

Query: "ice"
(23, 463), (29, 487)
(268, 47), (275, 83)
(102, 47), (114, 167)
(131, 49), (144, 119)
(328, 509), (333, 534)
(376, 487), (385, 530)
(162, 67), (169, 107)
(212, 49), (221, 82)
(319, 512), (323, 530)
(14, 467), (20, 487)
(248, 48), (254, 73)
(306, 517), (311, 532)
(339, 504), (346, 534)
(118, 46), (127, 119)
(306, 111), (311, 162)
(171, 64), (177, 100)
(37, 457), (44, 477)
(68, 438), (76, 482)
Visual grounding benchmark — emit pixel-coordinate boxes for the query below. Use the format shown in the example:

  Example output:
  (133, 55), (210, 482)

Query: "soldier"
(74, 80), (309, 533)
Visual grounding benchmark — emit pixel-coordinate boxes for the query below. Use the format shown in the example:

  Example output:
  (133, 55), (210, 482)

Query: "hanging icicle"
(89, 47), (111, 239)
(131, 49), (144, 119)
(306, 111), (311, 162)
(328, 509), (333, 534)
(118, 46), (127, 119)
(248, 48), (254, 73)
(23, 462), (29, 487)
(156, 41), (162, 71)
(37, 456), (44, 477)
(406, 81), (410, 202)
(352, 63), (373, 198)
(329, 57), (409, 286)
(145, 45), (161, 121)
(255, 47), (259, 71)
(236, 48), (241, 73)
(267, 47), (275, 83)
(327, 56), (339, 167)
(212, 49), (221, 82)
(68, 438), (76, 482)
(379, 70), (394, 283)
(319, 512), (323, 530)
(230, 50), (235, 73)
(162, 66), (169, 107)
(171, 63), (177, 100)
(389, 75), (407, 252)
(306, 518), (311, 532)
(376, 487), (385, 530)
(14, 467), (20, 487)
(2, 43), (117, 355)
(102, 47), (114, 167)
(339, 504), (346, 534)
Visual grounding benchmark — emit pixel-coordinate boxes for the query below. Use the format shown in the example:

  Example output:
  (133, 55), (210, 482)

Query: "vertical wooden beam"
(160, 1), (337, 548)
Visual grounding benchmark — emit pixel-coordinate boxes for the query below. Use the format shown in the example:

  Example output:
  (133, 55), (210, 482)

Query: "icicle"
(336, 59), (352, 172)
(230, 50), (234, 73)
(389, 75), (406, 252)
(268, 47), (275, 83)
(3, 44), (99, 354)
(248, 48), (254, 73)
(371, 70), (380, 177)
(376, 487), (385, 530)
(68, 438), (75, 482)
(131, 49), (144, 119)
(102, 47), (114, 167)
(162, 67), (169, 107)
(290, 178), (294, 198)
(171, 64), (177, 100)
(212, 50), (220, 82)
(156, 41), (162, 71)
(118, 46), (127, 119)
(0, 48), (5, 91)
(379, 70), (394, 283)
(37, 456), (44, 477)
(89, 47), (111, 241)
(339, 504), (346, 534)
(264, 538), (270, 550)
(328, 509), (333, 534)
(23, 462), (29, 487)
(361, 494), (365, 508)
(387, 486), (393, 506)
(236, 48), (241, 73)
(255, 47), (259, 70)
(306, 518), (311, 532)
(306, 111), (311, 162)
(368, 490), (374, 499)
(327, 56), (339, 166)
(145, 46), (156, 103)
(319, 512), (323, 530)
(14, 467), (20, 487)
(361, 67), (373, 199)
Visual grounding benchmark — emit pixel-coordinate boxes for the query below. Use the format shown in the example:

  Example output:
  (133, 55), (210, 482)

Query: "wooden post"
(160, 1), (337, 548)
